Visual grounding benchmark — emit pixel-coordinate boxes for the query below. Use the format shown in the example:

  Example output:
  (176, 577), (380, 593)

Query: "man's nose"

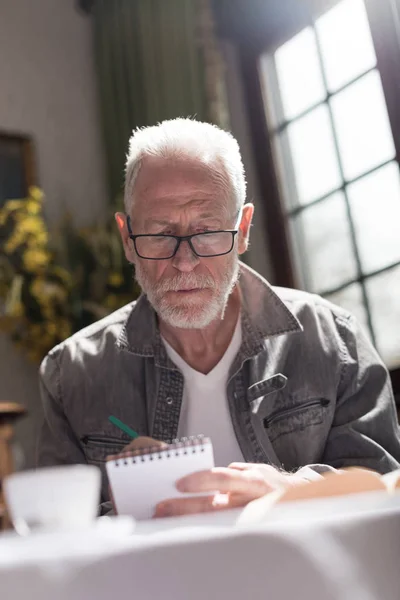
(171, 239), (200, 272)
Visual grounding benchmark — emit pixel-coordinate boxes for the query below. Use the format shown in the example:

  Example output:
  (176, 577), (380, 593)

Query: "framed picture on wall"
(0, 132), (36, 208)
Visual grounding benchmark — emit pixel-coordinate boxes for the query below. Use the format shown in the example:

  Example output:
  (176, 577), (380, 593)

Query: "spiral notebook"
(106, 436), (215, 520)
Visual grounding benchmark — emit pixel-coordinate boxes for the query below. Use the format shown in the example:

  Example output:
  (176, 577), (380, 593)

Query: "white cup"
(4, 464), (101, 534)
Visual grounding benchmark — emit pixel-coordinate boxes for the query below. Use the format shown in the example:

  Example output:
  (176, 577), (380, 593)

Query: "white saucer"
(0, 515), (136, 546)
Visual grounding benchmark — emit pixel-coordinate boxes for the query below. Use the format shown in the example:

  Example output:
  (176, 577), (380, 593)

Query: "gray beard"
(134, 258), (240, 329)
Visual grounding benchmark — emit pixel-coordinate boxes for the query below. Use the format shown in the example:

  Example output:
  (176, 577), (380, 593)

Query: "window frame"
(217, 0), (400, 396)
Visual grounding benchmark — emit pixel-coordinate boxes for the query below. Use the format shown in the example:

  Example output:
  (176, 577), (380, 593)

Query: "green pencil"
(108, 415), (139, 439)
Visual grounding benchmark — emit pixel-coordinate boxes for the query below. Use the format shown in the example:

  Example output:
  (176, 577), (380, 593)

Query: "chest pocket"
(262, 396), (330, 443)
(81, 435), (129, 465)
(248, 375), (331, 444)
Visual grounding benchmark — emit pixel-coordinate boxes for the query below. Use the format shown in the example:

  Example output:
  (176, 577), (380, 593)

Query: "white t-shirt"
(162, 318), (245, 467)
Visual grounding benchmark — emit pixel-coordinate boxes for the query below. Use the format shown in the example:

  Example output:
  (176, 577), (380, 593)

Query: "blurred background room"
(0, 0), (399, 472)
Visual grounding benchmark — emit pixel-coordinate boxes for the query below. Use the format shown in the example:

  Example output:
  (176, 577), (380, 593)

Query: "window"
(259, 0), (400, 370)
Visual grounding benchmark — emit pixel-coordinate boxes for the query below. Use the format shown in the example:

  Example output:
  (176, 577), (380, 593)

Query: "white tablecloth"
(1, 491), (400, 600)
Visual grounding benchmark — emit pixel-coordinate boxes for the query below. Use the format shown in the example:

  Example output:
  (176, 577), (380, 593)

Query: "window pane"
(291, 192), (358, 293)
(316, 0), (377, 92)
(274, 27), (326, 121)
(325, 283), (370, 335)
(347, 162), (400, 274)
(287, 105), (342, 205)
(331, 70), (396, 181)
(366, 266), (400, 368)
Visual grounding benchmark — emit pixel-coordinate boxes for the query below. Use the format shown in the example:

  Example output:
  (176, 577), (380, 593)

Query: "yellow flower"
(4, 231), (25, 253)
(0, 199), (26, 225)
(25, 232), (48, 248)
(0, 184), (139, 362)
(22, 248), (51, 272)
(51, 266), (72, 285)
(18, 216), (46, 235)
(28, 186), (44, 202)
(25, 200), (41, 215)
(4, 216), (48, 254)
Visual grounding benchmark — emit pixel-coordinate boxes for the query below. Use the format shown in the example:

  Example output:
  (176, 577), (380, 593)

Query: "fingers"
(154, 493), (230, 518)
(122, 436), (168, 452)
(155, 464), (289, 519)
(228, 462), (279, 472)
(176, 467), (272, 497)
(228, 462), (252, 471)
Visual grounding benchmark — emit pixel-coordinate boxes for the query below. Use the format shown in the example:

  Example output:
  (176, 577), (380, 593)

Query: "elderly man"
(38, 118), (400, 517)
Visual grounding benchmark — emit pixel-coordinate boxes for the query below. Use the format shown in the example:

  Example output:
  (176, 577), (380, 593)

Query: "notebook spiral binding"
(112, 435), (209, 467)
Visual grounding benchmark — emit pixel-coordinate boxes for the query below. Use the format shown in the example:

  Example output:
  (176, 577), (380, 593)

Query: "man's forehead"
(142, 202), (228, 225)
(134, 156), (228, 195)
(131, 156), (234, 220)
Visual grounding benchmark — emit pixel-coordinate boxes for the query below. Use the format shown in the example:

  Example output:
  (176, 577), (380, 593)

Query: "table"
(1, 491), (399, 600)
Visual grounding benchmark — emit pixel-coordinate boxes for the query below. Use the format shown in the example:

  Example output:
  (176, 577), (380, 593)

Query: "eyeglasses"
(126, 212), (242, 260)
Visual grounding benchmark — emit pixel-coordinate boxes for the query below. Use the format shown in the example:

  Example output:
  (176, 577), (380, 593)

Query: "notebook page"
(106, 438), (214, 520)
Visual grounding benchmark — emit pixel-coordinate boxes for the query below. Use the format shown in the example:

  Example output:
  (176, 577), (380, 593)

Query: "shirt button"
(166, 396), (173, 405)
(233, 392), (238, 401)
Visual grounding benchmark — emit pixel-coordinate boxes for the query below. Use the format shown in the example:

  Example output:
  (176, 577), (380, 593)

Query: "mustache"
(155, 273), (216, 293)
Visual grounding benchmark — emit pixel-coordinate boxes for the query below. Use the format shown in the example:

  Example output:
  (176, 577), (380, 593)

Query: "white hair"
(124, 118), (246, 213)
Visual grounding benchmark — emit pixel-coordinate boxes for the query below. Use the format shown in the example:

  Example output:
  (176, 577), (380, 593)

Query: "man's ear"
(115, 212), (136, 264)
(237, 204), (254, 255)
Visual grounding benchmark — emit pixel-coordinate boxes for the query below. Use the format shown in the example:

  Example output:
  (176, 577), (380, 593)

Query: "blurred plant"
(0, 187), (139, 362)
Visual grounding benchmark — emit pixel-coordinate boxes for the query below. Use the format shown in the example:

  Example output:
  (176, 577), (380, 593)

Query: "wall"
(0, 2), (276, 468)
(0, 0), (107, 467)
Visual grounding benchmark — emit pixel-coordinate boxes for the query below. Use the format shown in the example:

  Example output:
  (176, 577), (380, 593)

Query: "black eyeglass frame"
(126, 212), (242, 260)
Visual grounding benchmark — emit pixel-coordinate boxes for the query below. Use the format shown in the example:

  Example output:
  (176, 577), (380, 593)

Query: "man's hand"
(116, 437), (310, 518)
(154, 462), (309, 518)
(122, 436), (167, 453)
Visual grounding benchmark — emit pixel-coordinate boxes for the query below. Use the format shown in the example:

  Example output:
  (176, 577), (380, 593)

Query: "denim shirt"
(37, 263), (400, 509)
